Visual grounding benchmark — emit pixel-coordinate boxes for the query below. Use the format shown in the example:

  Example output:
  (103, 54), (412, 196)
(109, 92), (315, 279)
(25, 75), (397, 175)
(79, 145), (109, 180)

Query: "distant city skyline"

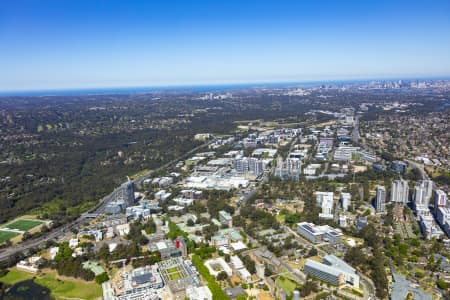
(1, 0), (450, 92)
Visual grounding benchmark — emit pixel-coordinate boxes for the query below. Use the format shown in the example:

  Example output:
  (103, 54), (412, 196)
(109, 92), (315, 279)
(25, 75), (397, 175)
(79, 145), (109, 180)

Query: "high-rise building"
(435, 189), (448, 213)
(413, 180), (433, 216)
(316, 192), (334, 219)
(375, 185), (386, 212)
(316, 191), (334, 206)
(275, 157), (302, 180)
(340, 193), (351, 211)
(234, 157), (265, 176)
(114, 179), (135, 207)
(391, 179), (409, 204)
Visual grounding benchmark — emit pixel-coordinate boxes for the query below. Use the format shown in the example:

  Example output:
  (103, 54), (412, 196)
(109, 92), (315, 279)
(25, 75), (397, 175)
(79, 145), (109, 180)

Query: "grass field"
(167, 267), (178, 273)
(275, 276), (297, 295)
(35, 272), (102, 300)
(0, 268), (102, 300)
(0, 268), (35, 284)
(167, 266), (182, 280)
(5, 219), (43, 231)
(169, 272), (182, 280)
(0, 230), (20, 243)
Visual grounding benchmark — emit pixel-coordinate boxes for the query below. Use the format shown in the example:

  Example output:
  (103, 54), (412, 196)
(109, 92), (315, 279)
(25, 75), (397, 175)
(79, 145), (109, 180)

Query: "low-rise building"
(297, 222), (343, 244)
(149, 240), (183, 259)
(303, 255), (359, 287)
(16, 256), (43, 273)
(218, 210), (233, 227)
(205, 257), (233, 277)
(155, 190), (172, 201)
(186, 286), (212, 300)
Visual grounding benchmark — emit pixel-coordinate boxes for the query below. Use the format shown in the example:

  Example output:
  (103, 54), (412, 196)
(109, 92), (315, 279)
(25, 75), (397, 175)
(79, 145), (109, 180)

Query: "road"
(406, 159), (430, 180)
(0, 138), (217, 263)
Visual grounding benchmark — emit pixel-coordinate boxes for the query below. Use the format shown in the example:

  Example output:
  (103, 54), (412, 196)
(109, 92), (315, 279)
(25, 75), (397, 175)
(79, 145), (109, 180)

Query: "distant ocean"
(0, 82), (300, 97)
(1, 77), (447, 97)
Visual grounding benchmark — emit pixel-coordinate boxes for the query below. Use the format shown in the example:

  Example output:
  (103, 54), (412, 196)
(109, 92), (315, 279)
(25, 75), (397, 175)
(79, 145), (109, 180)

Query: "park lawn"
(275, 276), (297, 295)
(0, 268), (102, 300)
(6, 219), (43, 231)
(0, 268), (35, 285)
(0, 230), (20, 243)
(35, 273), (102, 300)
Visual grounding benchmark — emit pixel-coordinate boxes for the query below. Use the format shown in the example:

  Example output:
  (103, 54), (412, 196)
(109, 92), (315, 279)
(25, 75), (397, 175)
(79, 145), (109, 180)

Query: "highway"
(0, 138), (216, 263)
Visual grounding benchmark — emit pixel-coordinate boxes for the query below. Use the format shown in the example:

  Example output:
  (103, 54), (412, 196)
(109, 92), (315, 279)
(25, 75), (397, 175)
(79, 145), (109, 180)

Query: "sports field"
(0, 231), (20, 243)
(5, 219), (44, 231)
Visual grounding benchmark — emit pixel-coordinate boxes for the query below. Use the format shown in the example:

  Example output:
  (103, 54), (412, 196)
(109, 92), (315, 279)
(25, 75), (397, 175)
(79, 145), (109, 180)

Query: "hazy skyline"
(1, 0), (450, 92)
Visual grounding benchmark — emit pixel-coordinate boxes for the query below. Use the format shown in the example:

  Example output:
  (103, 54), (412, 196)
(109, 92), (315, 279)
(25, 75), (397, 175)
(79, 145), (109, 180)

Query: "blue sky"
(1, 0), (450, 91)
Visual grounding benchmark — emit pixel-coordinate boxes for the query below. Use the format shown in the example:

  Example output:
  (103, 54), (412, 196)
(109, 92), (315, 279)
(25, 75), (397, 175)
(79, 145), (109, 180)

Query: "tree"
(308, 248), (318, 257)
(95, 272), (109, 284)
(98, 244), (110, 262)
(437, 279), (448, 290)
(54, 242), (73, 261)
(216, 271), (228, 281)
(299, 280), (318, 297)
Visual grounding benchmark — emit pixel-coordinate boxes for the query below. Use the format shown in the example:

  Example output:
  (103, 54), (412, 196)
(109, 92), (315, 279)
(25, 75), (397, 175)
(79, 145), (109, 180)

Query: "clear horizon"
(2, 76), (450, 97)
(1, 0), (450, 92)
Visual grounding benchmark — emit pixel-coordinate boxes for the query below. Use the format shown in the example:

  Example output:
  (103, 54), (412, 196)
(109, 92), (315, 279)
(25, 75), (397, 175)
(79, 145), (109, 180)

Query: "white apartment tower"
(375, 185), (386, 212)
(413, 180), (433, 216)
(435, 189), (448, 213)
(391, 179), (409, 204)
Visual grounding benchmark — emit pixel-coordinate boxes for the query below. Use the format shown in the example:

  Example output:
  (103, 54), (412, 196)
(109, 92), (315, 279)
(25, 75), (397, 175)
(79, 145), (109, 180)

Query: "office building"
(114, 180), (135, 207)
(391, 180), (409, 204)
(110, 265), (164, 300)
(315, 192), (334, 219)
(175, 236), (188, 257)
(275, 157), (302, 181)
(297, 222), (343, 244)
(391, 161), (408, 174)
(234, 157), (266, 177)
(316, 191), (334, 206)
(319, 197), (334, 219)
(186, 286), (212, 300)
(333, 146), (360, 161)
(303, 255), (359, 287)
(375, 185), (386, 212)
(149, 240), (183, 259)
(340, 192), (351, 211)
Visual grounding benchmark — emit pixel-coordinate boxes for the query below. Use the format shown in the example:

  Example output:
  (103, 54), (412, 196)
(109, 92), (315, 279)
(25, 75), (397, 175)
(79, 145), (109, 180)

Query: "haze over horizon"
(1, 0), (450, 92)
